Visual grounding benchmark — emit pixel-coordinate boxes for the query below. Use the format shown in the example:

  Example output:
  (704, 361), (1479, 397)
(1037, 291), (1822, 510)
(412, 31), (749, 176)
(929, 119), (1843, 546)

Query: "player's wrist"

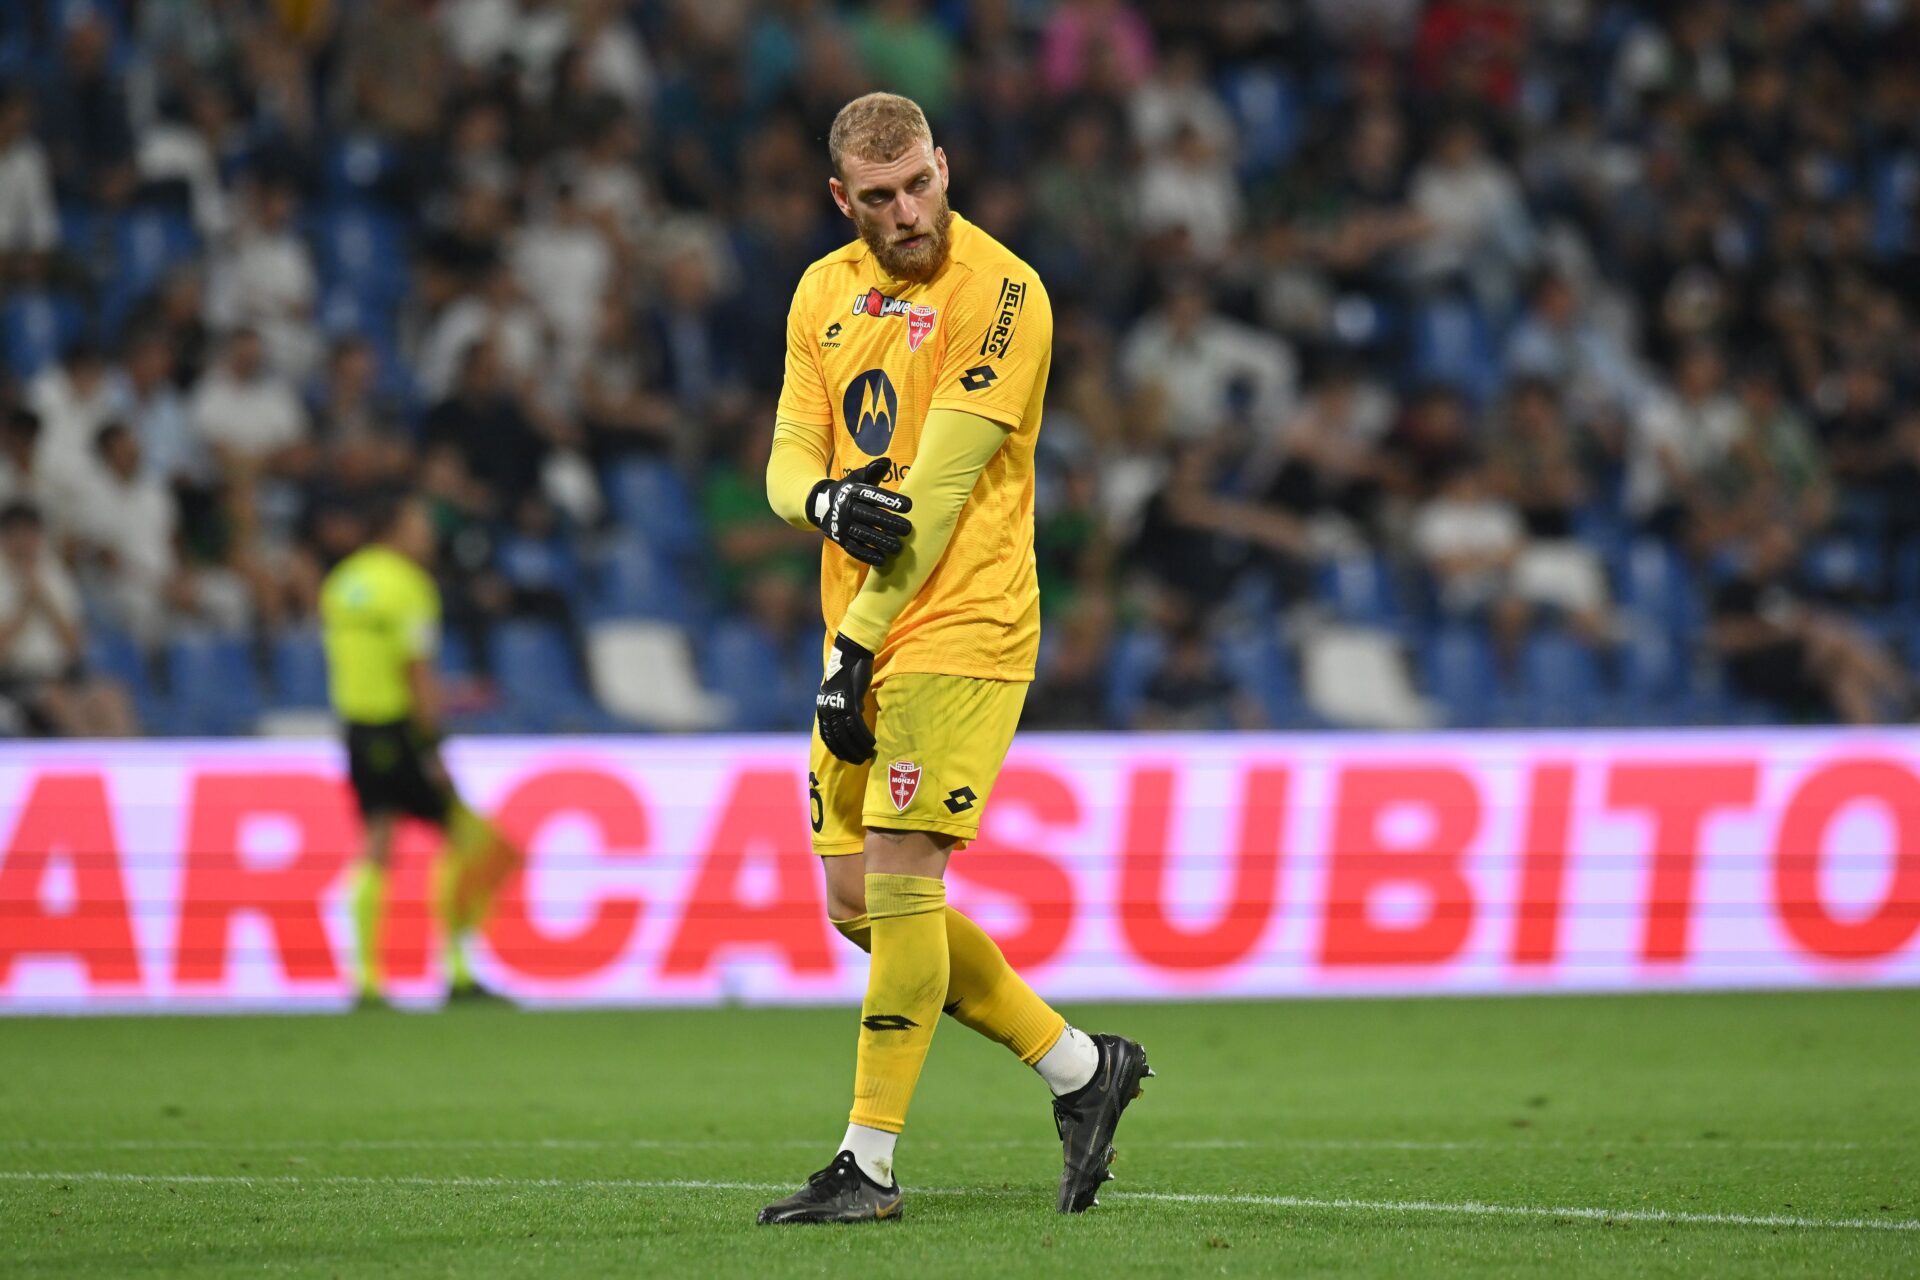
(835, 621), (882, 658)
(805, 478), (834, 529)
(831, 631), (875, 662)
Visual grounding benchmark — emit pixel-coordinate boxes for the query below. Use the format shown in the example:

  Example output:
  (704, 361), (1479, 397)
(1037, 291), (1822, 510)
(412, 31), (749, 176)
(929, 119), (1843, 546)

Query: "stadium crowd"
(1, 0), (1918, 736)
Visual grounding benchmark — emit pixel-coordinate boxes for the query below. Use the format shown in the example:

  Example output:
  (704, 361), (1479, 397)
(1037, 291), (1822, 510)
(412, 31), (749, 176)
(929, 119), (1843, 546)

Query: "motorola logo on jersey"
(843, 368), (899, 455)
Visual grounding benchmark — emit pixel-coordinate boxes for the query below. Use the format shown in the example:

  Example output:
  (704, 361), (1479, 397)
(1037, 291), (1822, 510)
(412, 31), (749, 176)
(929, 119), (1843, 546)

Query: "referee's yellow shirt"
(775, 213), (1052, 683)
(319, 546), (441, 724)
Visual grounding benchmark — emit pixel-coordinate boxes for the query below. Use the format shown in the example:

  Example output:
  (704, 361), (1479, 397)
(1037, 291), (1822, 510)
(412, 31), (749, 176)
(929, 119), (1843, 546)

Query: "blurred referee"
(320, 491), (521, 1006)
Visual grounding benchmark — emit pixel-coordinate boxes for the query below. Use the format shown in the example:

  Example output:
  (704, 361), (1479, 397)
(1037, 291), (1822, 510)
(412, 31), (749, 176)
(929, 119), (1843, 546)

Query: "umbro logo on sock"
(861, 1014), (920, 1032)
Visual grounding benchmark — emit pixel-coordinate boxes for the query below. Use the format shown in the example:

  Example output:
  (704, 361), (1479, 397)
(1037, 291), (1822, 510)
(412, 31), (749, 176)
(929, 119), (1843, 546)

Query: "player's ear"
(828, 177), (853, 220)
(933, 146), (949, 191)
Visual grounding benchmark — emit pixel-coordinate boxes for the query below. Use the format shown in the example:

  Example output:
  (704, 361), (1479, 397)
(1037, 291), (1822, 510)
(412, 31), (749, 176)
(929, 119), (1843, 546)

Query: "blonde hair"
(828, 92), (932, 179)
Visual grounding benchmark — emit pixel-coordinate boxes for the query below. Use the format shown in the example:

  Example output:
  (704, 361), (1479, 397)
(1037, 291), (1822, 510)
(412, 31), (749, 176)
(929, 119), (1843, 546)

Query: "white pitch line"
(0, 1137), (1884, 1153)
(1, 1171), (1913, 1234)
(1100, 1190), (1920, 1234)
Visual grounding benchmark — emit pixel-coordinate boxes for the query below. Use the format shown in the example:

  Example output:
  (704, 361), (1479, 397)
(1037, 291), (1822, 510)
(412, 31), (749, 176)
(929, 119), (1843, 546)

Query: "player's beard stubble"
(859, 186), (953, 284)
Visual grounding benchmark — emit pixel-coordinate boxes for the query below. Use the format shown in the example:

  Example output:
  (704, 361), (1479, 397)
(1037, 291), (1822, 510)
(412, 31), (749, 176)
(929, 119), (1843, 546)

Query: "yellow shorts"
(809, 673), (1028, 855)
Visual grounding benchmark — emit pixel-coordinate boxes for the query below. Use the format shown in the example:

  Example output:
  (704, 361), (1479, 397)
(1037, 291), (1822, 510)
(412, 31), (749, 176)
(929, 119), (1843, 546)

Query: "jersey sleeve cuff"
(837, 609), (888, 654)
(927, 396), (1021, 431)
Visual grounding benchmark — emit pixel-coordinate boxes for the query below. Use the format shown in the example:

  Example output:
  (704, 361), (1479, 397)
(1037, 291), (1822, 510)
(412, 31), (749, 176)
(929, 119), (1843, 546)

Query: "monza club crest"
(852, 288), (937, 352)
(906, 304), (936, 352)
(887, 760), (922, 811)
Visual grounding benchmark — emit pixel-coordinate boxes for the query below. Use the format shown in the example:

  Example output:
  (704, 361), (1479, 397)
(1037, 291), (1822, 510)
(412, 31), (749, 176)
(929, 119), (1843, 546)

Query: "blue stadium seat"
(1518, 629), (1601, 727)
(1408, 296), (1498, 405)
(313, 205), (408, 303)
(1420, 622), (1498, 727)
(1, 293), (85, 378)
(1573, 503), (1630, 582)
(705, 619), (812, 731)
(497, 533), (583, 599)
(1686, 659), (1780, 727)
(1890, 537), (1920, 617)
(106, 208), (196, 320)
(86, 625), (164, 731)
(489, 619), (597, 729)
(1619, 539), (1699, 638)
(1220, 627), (1298, 728)
(1832, 489), (1888, 541)
(605, 458), (705, 561)
(1802, 533), (1883, 601)
(166, 632), (262, 736)
(1617, 617), (1682, 722)
(592, 530), (686, 622)
(1317, 552), (1401, 626)
(325, 137), (403, 206)
(1220, 68), (1299, 177)
(1104, 628), (1167, 729)
(1871, 155), (1914, 257)
(270, 626), (330, 709)
(438, 628), (477, 681)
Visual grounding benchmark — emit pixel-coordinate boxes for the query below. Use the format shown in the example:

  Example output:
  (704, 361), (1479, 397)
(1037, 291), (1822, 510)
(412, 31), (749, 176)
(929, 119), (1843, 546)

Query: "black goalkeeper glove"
(816, 633), (876, 764)
(806, 458), (914, 567)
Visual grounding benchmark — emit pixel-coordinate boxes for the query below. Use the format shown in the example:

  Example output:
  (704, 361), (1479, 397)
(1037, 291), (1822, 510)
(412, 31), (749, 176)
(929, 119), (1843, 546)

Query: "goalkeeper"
(755, 93), (1151, 1226)
(319, 492), (522, 1006)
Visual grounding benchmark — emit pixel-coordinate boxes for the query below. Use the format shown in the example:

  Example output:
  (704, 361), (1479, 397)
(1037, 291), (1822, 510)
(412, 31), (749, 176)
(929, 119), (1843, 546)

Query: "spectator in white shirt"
(1504, 270), (1650, 431)
(135, 87), (231, 239)
(1136, 123), (1243, 265)
(510, 179), (614, 384)
(26, 340), (119, 516)
(117, 328), (209, 488)
(0, 85), (59, 281)
(1121, 276), (1296, 443)
(0, 409), (54, 516)
(191, 328), (312, 469)
(1411, 458), (1532, 661)
(76, 423), (250, 645)
(1626, 341), (1743, 538)
(0, 502), (135, 736)
(1129, 42), (1236, 155)
(416, 260), (550, 403)
(207, 176), (322, 381)
(569, 0), (656, 108)
(1410, 118), (1535, 312)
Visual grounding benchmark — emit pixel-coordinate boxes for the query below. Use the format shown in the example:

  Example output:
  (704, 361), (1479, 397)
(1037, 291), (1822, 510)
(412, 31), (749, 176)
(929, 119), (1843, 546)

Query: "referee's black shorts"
(344, 720), (455, 825)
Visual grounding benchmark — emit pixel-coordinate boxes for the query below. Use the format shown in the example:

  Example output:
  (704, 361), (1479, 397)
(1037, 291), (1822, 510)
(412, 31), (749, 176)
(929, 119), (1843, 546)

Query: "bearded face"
(855, 182), (952, 284)
(834, 142), (954, 284)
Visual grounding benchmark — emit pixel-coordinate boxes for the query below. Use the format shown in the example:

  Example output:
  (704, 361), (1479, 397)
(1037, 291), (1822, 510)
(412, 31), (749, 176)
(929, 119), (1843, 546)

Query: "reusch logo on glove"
(887, 760), (921, 811)
(843, 368), (898, 455)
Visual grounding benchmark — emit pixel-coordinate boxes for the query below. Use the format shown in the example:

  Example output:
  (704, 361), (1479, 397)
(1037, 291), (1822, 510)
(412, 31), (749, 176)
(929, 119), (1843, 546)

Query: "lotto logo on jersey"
(887, 760), (921, 811)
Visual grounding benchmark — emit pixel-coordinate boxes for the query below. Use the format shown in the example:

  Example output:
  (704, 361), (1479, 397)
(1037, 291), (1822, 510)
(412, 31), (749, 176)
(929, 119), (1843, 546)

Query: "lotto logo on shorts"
(887, 760), (921, 811)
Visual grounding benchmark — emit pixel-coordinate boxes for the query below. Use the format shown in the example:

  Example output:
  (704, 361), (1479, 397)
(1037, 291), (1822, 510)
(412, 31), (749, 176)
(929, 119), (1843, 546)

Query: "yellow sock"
(849, 874), (948, 1134)
(831, 905), (1065, 1068)
(439, 802), (520, 934)
(350, 862), (386, 998)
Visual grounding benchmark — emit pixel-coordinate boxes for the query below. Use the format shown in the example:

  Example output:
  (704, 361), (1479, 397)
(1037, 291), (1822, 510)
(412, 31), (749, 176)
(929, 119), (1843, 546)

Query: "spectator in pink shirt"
(1041, 0), (1156, 98)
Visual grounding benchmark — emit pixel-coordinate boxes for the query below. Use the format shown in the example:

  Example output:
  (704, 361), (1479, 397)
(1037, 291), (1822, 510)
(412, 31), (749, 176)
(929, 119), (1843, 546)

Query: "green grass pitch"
(2, 991), (1916, 1278)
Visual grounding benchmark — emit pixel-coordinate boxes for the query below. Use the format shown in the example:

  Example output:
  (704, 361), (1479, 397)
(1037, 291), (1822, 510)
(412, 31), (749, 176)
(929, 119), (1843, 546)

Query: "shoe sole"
(1060, 1044), (1155, 1213)
(757, 1195), (904, 1225)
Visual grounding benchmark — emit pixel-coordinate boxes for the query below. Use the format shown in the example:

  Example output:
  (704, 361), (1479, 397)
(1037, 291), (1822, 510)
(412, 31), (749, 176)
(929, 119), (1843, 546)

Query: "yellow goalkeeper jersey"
(775, 213), (1052, 682)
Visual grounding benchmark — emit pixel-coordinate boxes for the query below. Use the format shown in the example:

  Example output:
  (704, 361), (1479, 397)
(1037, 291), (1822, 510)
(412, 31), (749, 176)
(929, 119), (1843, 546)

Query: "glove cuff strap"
(806, 479), (832, 528)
